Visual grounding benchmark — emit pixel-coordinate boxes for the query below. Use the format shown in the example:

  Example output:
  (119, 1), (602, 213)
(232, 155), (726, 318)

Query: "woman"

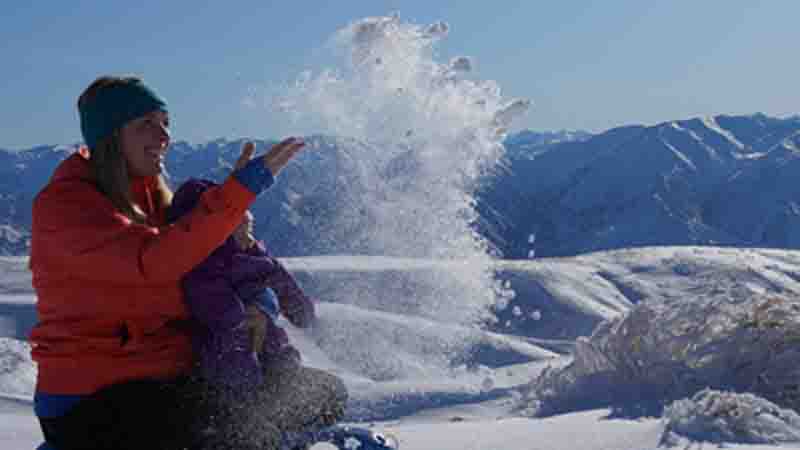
(29, 76), (346, 450)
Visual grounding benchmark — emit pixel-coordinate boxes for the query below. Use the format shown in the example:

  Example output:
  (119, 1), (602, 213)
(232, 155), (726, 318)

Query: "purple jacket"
(169, 179), (315, 389)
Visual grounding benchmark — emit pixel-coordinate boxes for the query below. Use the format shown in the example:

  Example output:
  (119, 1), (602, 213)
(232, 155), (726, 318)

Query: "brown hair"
(78, 76), (173, 223)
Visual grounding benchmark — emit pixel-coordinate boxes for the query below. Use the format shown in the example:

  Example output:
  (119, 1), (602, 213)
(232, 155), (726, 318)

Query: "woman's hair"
(78, 76), (173, 223)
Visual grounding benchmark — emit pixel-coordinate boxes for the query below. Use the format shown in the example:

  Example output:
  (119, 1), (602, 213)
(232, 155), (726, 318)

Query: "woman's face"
(119, 110), (171, 178)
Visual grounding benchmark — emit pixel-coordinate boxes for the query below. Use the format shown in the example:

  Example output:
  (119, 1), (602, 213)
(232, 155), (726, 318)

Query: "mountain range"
(2, 113), (800, 258)
(475, 113), (800, 258)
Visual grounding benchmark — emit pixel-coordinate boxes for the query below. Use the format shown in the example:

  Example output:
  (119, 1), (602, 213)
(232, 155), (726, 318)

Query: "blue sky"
(1, 1), (798, 149)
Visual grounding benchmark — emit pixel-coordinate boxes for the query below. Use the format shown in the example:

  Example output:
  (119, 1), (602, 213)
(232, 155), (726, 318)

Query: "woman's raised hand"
(262, 137), (305, 176)
(233, 137), (305, 176)
(231, 138), (306, 196)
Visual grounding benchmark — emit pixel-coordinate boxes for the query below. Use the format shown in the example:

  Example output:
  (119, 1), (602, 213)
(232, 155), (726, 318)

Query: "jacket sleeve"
(229, 251), (277, 287)
(182, 254), (246, 331)
(228, 251), (279, 314)
(249, 243), (315, 328)
(228, 243), (314, 327)
(265, 259), (315, 328)
(31, 176), (255, 285)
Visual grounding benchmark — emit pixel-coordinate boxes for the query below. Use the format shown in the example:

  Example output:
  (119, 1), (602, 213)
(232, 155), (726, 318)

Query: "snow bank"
(662, 389), (800, 445)
(0, 338), (35, 398)
(520, 291), (800, 419)
(312, 302), (555, 382)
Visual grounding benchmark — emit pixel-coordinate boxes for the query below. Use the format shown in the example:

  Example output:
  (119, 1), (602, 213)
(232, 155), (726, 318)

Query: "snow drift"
(662, 389), (800, 445)
(522, 286), (800, 419)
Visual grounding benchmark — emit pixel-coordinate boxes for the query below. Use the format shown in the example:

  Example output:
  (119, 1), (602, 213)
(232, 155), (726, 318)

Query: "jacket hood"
(49, 148), (93, 184)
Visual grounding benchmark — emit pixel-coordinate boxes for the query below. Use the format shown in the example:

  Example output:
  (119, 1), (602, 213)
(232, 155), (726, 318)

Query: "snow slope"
(2, 249), (800, 449)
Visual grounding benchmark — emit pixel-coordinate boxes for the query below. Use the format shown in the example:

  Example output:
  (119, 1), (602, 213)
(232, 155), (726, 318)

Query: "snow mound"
(0, 338), (35, 398)
(662, 389), (800, 444)
(312, 302), (555, 382)
(520, 290), (800, 417)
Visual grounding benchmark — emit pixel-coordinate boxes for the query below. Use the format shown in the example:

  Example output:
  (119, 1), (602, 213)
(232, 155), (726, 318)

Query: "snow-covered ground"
(3, 248), (800, 449)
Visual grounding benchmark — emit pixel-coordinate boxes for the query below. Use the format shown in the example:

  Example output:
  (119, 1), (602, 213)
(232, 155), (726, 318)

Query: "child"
(166, 178), (316, 390)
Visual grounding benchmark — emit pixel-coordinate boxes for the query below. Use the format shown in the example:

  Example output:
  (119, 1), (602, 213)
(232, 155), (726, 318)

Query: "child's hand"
(233, 229), (256, 250)
(245, 304), (268, 354)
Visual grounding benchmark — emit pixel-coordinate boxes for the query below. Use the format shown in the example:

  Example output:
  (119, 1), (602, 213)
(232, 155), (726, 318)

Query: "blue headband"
(79, 79), (168, 150)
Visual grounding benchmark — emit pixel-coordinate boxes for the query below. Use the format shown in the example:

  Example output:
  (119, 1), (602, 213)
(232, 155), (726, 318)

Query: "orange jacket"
(29, 149), (255, 395)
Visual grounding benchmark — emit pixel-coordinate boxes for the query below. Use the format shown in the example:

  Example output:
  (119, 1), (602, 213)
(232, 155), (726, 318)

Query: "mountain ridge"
(3, 113), (800, 259)
(475, 113), (800, 258)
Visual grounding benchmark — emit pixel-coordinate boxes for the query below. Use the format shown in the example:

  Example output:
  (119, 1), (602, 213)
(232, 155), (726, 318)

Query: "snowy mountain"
(0, 145), (74, 255)
(3, 113), (800, 259)
(503, 129), (592, 149)
(475, 113), (800, 258)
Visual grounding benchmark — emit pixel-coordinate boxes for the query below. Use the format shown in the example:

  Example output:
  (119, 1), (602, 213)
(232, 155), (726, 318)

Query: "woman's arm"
(32, 176), (254, 285)
(31, 138), (305, 286)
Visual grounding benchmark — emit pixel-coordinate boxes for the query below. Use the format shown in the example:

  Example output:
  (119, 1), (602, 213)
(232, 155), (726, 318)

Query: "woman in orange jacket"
(29, 76), (344, 450)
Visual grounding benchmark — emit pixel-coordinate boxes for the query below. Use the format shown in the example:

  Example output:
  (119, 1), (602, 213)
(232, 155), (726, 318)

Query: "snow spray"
(264, 14), (529, 379)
